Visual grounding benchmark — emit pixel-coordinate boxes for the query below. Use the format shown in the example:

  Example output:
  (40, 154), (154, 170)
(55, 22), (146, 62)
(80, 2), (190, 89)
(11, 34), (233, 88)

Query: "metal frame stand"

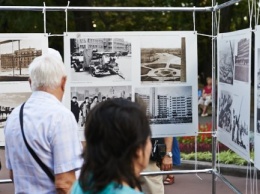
(0, 1), (248, 193)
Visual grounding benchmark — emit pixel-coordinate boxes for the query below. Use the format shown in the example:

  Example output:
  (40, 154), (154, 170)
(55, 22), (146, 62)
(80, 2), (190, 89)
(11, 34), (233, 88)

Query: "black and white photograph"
(0, 92), (31, 145)
(141, 37), (186, 83)
(70, 85), (132, 128)
(70, 37), (132, 82)
(231, 94), (249, 150)
(234, 38), (250, 82)
(255, 26), (260, 170)
(218, 90), (233, 132)
(135, 86), (192, 124)
(217, 29), (251, 161)
(0, 34), (47, 82)
(218, 39), (235, 85)
(257, 48), (260, 134)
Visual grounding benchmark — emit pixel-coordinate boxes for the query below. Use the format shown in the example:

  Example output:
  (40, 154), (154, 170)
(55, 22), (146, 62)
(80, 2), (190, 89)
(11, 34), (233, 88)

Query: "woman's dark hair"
(79, 98), (151, 193)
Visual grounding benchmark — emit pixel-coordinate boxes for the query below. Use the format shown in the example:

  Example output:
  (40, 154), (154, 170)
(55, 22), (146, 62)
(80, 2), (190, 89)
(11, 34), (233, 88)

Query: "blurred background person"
(198, 76), (212, 117)
(163, 137), (181, 185)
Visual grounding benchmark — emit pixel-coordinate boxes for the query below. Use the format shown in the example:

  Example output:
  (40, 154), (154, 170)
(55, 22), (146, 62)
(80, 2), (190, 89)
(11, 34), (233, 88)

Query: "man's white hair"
(29, 51), (67, 91)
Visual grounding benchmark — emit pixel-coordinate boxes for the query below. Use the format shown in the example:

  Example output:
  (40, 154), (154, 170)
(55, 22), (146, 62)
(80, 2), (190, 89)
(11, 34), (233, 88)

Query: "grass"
(181, 150), (254, 166)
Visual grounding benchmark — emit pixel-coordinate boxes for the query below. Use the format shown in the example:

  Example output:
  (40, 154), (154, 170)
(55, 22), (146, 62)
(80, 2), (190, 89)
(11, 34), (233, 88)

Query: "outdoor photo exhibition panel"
(0, 33), (48, 146)
(64, 31), (198, 139)
(217, 28), (251, 161)
(254, 25), (260, 170)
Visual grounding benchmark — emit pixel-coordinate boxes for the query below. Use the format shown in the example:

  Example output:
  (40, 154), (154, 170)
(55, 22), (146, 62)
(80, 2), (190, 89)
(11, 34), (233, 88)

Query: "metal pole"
(0, 6), (213, 12)
(140, 169), (212, 176)
(211, 0), (217, 193)
(0, 179), (12, 184)
(214, 172), (243, 194)
(214, 0), (242, 11)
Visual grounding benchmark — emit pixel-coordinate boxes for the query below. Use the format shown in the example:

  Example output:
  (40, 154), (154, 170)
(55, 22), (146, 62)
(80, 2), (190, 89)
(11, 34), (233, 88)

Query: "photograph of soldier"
(218, 39), (235, 85)
(231, 96), (248, 150)
(218, 90), (233, 132)
(71, 96), (80, 123)
(79, 97), (90, 127)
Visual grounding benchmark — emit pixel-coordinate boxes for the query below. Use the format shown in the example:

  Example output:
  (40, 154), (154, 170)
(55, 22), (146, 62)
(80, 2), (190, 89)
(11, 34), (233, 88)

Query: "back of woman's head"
(79, 98), (151, 192)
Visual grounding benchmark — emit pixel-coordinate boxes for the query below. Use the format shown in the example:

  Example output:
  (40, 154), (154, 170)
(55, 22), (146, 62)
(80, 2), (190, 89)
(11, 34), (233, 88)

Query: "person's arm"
(55, 170), (76, 194)
(202, 88), (207, 98)
(51, 112), (82, 194)
(161, 137), (173, 171)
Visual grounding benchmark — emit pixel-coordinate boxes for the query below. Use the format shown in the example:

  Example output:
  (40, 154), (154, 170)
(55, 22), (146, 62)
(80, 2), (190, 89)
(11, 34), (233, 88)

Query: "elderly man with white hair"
(4, 49), (82, 194)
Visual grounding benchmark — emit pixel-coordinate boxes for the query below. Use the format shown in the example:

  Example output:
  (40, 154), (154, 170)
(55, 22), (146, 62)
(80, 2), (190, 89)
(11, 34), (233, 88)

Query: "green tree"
(0, 0), (252, 75)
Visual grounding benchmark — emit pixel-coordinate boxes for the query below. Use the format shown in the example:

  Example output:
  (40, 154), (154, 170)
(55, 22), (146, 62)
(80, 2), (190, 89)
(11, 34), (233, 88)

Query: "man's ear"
(28, 78), (32, 88)
(61, 76), (67, 92)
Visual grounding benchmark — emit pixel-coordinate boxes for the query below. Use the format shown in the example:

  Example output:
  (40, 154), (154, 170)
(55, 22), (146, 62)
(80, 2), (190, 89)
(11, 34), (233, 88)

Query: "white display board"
(254, 25), (260, 169)
(0, 33), (48, 146)
(64, 31), (198, 139)
(217, 29), (251, 161)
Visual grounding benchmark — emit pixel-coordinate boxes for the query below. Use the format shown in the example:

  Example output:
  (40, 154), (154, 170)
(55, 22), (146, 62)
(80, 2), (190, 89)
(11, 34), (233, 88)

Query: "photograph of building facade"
(0, 38), (45, 81)
(71, 38), (131, 54)
(135, 86), (192, 124)
(1, 48), (42, 69)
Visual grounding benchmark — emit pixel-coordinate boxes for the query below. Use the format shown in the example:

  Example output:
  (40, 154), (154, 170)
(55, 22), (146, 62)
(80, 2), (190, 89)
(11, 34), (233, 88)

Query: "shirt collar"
(31, 91), (61, 104)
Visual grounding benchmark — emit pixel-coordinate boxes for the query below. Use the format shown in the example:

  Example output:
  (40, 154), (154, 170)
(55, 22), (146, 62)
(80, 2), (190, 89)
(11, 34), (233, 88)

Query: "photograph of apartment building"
(234, 38), (250, 83)
(135, 86), (192, 124)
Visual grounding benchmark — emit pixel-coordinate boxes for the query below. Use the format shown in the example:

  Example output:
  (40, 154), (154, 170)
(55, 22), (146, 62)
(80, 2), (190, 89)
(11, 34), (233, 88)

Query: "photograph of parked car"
(69, 37), (132, 82)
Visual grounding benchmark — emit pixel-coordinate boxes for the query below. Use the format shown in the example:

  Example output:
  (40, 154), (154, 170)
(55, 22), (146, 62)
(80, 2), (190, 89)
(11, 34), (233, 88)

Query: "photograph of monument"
(141, 37), (186, 83)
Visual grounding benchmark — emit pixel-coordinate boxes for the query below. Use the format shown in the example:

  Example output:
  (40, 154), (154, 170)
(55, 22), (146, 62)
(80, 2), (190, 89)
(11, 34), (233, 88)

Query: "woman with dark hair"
(71, 98), (152, 194)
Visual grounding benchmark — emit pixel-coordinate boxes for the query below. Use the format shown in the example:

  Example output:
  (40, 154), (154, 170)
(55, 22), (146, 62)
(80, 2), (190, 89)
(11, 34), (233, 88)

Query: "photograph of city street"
(135, 86), (192, 124)
(0, 39), (43, 81)
(218, 39), (235, 85)
(70, 85), (132, 128)
(0, 92), (31, 130)
(141, 37), (186, 83)
(70, 37), (132, 82)
(234, 38), (250, 83)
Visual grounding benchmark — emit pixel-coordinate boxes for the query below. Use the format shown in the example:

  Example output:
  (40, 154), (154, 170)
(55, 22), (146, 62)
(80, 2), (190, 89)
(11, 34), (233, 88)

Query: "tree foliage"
(0, 0), (252, 75)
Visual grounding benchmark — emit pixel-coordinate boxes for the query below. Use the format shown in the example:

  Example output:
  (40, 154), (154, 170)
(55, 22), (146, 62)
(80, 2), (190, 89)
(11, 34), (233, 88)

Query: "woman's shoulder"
(71, 181), (88, 194)
(70, 181), (143, 194)
(107, 183), (143, 194)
